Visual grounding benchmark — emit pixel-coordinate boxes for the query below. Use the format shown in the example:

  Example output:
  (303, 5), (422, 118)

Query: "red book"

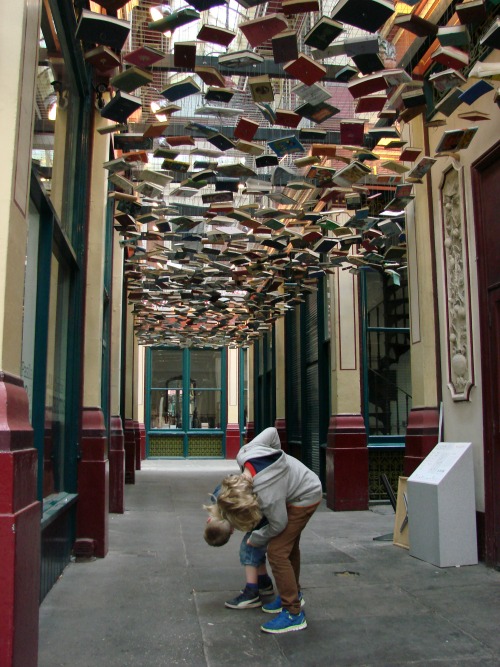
(123, 45), (165, 67)
(431, 45), (469, 70)
(165, 135), (196, 147)
(355, 94), (386, 113)
(347, 72), (387, 98)
(282, 0), (319, 15)
(194, 66), (225, 87)
(234, 116), (259, 141)
(275, 109), (301, 128)
(283, 53), (326, 86)
(173, 42), (197, 69)
(197, 24), (236, 47)
(238, 14), (288, 48)
(340, 119), (365, 146)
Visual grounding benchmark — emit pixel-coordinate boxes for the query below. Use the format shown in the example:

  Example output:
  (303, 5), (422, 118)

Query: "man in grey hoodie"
(216, 427), (322, 634)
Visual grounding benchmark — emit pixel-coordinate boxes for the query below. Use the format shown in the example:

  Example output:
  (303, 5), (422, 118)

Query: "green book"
(304, 16), (343, 50)
(110, 66), (153, 93)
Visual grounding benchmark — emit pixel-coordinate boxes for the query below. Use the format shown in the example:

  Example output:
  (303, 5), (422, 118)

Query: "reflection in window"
(44, 252), (69, 497)
(148, 348), (223, 430)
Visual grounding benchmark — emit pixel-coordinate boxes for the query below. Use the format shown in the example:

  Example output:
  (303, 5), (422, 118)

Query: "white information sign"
(407, 442), (478, 568)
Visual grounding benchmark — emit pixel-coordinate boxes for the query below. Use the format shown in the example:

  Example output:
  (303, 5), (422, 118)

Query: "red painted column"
(139, 422), (146, 460)
(133, 420), (141, 471)
(404, 406), (440, 476)
(245, 421), (255, 444)
(109, 415), (124, 514)
(326, 414), (369, 511)
(0, 372), (40, 667)
(225, 423), (241, 459)
(124, 418), (136, 484)
(275, 418), (288, 453)
(76, 407), (109, 558)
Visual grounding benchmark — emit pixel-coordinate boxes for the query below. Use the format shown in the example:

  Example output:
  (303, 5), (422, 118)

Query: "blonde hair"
(204, 517), (232, 547)
(206, 474), (263, 532)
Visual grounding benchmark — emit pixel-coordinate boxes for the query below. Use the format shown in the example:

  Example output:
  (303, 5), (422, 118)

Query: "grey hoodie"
(236, 427), (322, 548)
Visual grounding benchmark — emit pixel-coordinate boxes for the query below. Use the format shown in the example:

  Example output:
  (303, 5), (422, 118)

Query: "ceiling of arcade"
(33, 0), (499, 346)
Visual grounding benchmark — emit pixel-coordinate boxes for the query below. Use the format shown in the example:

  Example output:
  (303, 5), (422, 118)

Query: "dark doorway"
(472, 141), (500, 567)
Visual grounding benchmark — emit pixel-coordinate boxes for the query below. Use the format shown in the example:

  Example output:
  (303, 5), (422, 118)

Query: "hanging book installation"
(100, 91), (142, 123)
(75, 9), (131, 51)
(110, 67), (153, 93)
(161, 77), (201, 102)
(283, 54), (326, 86)
(238, 14), (288, 48)
(197, 24), (236, 47)
(331, 0), (395, 33)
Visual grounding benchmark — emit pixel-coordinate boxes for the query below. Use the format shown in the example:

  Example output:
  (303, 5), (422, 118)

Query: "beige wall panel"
(83, 118), (109, 406)
(227, 347), (239, 424)
(110, 231), (124, 415)
(0, 0), (40, 373)
(427, 52), (500, 511)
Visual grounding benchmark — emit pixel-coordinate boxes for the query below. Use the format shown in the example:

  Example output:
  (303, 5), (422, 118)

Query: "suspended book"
(275, 109), (301, 128)
(234, 116), (259, 141)
(161, 77), (201, 102)
(340, 120), (364, 146)
(393, 13), (438, 38)
(294, 101), (339, 124)
(124, 45), (165, 67)
(97, 122), (127, 135)
(333, 160), (371, 186)
(218, 50), (264, 69)
(434, 87), (464, 117)
(435, 127), (478, 155)
(194, 105), (243, 117)
(164, 135), (195, 147)
(216, 163), (257, 178)
(207, 133), (236, 151)
(204, 87), (235, 103)
(282, 0), (319, 15)
(113, 133), (152, 151)
(380, 161), (409, 174)
(100, 91), (142, 123)
(249, 75), (274, 102)
(334, 64), (359, 82)
(294, 155), (321, 168)
(431, 45), (469, 70)
(283, 54), (326, 86)
(437, 25), (470, 48)
(272, 30), (299, 64)
(459, 79), (494, 105)
(173, 41), (197, 69)
(139, 169), (173, 187)
(399, 147), (421, 162)
(255, 103), (276, 125)
(292, 81), (330, 105)
(148, 8), (200, 34)
(143, 121), (169, 138)
(195, 66), (225, 87)
(298, 127), (327, 141)
(197, 24), (236, 47)
(458, 109), (490, 121)
(161, 159), (190, 172)
(234, 140), (264, 156)
(75, 9), (131, 51)
(304, 16), (343, 50)
(355, 94), (386, 113)
(268, 135), (304, 158)
(109, 173), (134, 194)
(331, 0), (395, 33)
(153, 147), (180, 160)
(347, 72), (388, 98)
(255, 155), (279, 168)
(189, 0), (227, 11)
(84, 46), (121, 72)
(455, 0), (487, 25)
(351, 52), (385, 76)
(202, 191), (234, 203)
(238, 13), (288, 49)
(110, 66), (153, 93)
(405, 156), (436, 182)
(429, 68), (467, 94)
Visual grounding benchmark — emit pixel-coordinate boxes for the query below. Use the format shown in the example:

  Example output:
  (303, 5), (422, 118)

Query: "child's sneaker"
(261, 592), (304, 614)
(260, 609), (307, 634)
(258, 582), (275, 596)
(225, 586), (262, 609)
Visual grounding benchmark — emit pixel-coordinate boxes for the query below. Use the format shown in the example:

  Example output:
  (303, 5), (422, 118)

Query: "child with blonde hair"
(204, 483), (273, 608)
(209, 427), (322, 634)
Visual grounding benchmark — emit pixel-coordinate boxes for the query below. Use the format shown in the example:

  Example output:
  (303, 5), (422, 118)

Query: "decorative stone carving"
(440, 165), (474, 400)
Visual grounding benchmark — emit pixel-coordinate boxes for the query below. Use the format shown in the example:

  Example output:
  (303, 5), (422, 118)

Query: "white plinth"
(407, 442), (478, 568)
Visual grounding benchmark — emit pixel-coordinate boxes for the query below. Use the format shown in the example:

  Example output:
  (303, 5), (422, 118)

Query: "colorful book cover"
(267, 135), (305, 158)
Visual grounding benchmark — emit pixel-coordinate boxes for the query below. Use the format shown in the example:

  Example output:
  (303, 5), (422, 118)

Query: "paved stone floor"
(38, 460), (500, 666)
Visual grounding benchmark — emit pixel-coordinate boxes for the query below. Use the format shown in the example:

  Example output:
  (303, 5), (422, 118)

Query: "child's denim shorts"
(239, 531), (266, 567)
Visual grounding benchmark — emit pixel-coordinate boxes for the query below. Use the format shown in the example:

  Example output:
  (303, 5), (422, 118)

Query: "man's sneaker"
(261, 609), (307, 634)
(258, 582), (275, 596)
(225, 586), (261, 609)
(261, 593), (304, 614)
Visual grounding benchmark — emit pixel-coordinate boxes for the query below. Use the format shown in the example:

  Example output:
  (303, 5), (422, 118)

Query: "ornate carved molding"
(439, 165), (474, 401)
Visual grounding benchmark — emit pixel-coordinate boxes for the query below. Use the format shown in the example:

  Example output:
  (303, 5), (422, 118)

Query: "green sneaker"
(261, 609), (307, 634)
